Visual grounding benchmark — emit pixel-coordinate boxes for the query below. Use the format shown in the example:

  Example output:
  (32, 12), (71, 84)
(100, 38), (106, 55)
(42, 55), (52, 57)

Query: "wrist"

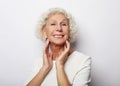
(55, 62), (64, 69)
(42, 65), (52, 72)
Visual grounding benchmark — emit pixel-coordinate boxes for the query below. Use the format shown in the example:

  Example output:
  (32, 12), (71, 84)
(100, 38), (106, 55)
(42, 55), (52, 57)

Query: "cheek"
(65, 29), (70, 35)
(64, 31), (70, 40)
(67, 30), (70, 39)
(45, 28), (52, 36)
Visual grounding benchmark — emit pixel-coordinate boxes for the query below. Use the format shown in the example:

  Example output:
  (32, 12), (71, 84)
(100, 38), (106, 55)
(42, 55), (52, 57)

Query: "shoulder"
(30, 57), (43, 74)
(65, 51), (91, 71)
(29, 57), (43, 77)
(64, 51), (91, 82)
(67, 51), (91, 65)
(33, 57), (43, 69)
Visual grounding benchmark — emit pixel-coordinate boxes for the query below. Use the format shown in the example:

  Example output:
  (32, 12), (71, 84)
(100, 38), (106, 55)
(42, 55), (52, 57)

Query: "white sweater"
(26, 51), (91, 86)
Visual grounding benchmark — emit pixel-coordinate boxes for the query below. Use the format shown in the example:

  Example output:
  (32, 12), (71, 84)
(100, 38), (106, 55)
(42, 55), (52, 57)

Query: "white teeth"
(54, 35), (63, 38)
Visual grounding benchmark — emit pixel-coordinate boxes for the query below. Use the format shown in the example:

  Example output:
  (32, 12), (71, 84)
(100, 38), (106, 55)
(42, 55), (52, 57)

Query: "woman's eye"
(62, 23), (67, 26)
(51, 24), (55, 25)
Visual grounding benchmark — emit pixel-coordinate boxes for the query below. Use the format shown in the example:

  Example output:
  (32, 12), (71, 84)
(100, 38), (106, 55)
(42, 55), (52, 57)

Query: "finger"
(44, 39), (50, 53)
(43, 40), (50, 64)
(65, 40), (70, 50)
(49, 52), (53, 60)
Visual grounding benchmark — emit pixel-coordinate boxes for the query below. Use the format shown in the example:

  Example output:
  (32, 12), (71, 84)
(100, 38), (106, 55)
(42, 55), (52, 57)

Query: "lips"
(53, 34), (64, 38)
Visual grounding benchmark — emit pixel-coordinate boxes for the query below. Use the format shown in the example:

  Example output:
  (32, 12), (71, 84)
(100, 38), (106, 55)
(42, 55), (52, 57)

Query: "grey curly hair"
(35, 8), (78, 43)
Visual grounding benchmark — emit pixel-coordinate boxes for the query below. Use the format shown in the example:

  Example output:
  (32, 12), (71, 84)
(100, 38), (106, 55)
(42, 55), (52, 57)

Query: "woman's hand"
(42, 39), (53, 71)
(56, 40), (70, 67)
(55, 40), (72, 86)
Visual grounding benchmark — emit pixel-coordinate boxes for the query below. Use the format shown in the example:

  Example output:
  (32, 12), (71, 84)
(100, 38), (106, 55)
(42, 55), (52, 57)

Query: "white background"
(0, 0), (120, 86)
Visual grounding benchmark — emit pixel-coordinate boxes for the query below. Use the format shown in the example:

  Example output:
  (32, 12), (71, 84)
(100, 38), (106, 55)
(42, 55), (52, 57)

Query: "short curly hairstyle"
(35, 8), (78, 43)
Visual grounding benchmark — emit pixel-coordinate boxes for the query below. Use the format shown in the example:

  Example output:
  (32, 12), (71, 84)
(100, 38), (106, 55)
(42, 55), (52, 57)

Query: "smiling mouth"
(53, 34), (64, 38)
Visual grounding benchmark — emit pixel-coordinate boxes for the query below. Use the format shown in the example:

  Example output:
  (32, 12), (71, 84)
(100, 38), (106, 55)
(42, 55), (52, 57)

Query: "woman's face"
(43, 13), (70, 45)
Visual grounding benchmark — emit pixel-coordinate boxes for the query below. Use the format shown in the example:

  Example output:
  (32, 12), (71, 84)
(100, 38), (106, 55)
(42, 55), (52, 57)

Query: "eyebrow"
(49, 19), (68, 22)
(62, 19), (68, 21)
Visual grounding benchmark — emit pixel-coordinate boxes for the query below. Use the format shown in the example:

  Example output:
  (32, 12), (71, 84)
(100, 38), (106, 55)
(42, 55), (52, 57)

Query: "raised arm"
(26, 40), (53, 86)
(55, 40), (71, 86)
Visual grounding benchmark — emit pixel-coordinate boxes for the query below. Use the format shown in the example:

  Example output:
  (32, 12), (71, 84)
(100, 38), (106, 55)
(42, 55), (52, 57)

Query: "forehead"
(47, 13), (68, 22)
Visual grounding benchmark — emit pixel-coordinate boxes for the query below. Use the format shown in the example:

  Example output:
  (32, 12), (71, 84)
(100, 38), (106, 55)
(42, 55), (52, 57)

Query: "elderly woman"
(26, 8), (91, 86)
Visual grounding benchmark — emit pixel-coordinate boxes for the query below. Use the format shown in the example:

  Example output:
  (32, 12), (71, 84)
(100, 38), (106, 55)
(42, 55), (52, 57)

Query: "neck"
(50, 43), (64, 60)
(49, 43), (74, 60)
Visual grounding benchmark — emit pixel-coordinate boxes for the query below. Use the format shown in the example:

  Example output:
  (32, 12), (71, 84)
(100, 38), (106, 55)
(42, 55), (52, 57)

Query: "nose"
(56, 24), (62, 32)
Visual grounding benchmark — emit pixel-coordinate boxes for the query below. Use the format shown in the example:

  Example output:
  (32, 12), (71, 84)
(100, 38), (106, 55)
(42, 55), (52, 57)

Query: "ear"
(42, 27), (47, 40)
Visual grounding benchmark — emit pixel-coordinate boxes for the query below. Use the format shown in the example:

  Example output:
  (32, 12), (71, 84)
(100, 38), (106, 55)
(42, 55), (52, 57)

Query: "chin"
(50, 40), (66, 46)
